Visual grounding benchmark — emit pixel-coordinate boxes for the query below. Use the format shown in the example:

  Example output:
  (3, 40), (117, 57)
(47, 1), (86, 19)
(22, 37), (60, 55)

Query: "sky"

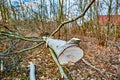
(10, 0), (120, 14)
(7, 0), (120, 21)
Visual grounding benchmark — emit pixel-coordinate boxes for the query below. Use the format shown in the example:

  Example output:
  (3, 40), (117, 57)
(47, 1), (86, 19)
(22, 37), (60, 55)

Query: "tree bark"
(46, 38), (84, 65)
(29, 62), (36, 80)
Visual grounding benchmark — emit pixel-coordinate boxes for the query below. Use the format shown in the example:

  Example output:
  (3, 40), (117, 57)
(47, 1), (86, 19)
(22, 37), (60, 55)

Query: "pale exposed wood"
(59, 46), (83, 65)
(29, 62), (36, 80)
(0, 60), (3, 72)
(46, 38), (84, 65)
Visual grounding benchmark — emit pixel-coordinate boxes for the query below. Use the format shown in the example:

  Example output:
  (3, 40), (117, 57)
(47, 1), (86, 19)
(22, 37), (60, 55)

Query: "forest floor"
(0, 29), (120, 80)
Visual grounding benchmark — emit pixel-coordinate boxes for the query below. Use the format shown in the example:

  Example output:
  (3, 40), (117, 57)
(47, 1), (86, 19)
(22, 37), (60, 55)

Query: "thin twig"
(14, 42), (45, 54)
(0, 41), (45, 57)
(0, 39), (13, 57)
(82, 58), (109, 79)
(82, 58), (103, 74)
(0, 30), (42, 42)
(50, 0), (95, 37)
(82, 58), (116, 79)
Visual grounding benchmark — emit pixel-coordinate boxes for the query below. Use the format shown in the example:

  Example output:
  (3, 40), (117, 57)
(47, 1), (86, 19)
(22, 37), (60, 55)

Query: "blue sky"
(11, 0), (38, 7)
(10, 0), (120, 14)
(5, 0), (120, 24)
(11, 0), (57, 7)
(9, 0), (120, 20)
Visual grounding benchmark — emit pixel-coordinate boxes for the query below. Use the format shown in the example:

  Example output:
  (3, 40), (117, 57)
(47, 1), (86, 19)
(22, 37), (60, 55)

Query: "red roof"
(98, 15), (120, 26)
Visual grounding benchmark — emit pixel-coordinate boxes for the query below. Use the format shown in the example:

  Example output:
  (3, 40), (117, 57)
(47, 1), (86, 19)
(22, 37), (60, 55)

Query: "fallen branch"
(46, 38), (83, 65)
(0, 46), (12, 56)
(29, 62), (36, 80)
(0, 60), (4, 72)
(0, 40), (14, 57)
(47, 37), (84, 79)
(0, 30), (46, 57)
(0, 30), (42, 42)
(0, 41), (45, 58)
(82, 58), (116, 78)
(82, 58), (103, 74)
(50, 0), (95, 36)
(14, 41), (45, 54)
(49, 48), (69, 80)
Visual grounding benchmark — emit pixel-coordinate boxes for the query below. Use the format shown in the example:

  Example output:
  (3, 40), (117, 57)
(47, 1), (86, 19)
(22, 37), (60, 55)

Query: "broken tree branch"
(0, 42), (45, 58)
(0, 30), (42, 42)
(14, 42), (45, 54)
(82, 58), (116, 78)
(46, 38), (83, 65)
(49, 48), (69, 80)
(81, 58), (109, 79)
(0, 60), (3, 72)
(82, 58), (103, 74)
(29, 62), (36, 80)
(50, 0), (95, 36)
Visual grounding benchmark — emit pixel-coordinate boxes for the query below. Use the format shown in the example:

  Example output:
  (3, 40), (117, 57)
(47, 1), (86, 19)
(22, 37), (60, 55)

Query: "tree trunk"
(46, 38), (84, 65)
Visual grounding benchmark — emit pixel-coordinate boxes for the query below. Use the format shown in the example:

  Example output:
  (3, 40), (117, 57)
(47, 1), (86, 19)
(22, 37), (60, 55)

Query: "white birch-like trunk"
(29, 62), (36, 80)
(46, 38), (84, 65)
(0, 60), (3, 72)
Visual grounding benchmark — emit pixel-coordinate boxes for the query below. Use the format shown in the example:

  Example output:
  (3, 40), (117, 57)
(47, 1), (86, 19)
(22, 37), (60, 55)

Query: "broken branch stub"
(46, 38), (84, 65)
(29, 62), (36, 80)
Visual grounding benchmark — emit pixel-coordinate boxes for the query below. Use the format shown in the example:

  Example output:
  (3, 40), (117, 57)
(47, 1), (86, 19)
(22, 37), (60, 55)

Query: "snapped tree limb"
(46, 38), (83, 65)
(0, 30), (43, 42)
(29, 62), (36, 80)
(14, 41), (45, 54)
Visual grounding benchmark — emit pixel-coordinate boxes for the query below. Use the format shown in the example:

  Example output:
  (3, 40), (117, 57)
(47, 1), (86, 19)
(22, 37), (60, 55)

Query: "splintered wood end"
(58, 46), (84, 65)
